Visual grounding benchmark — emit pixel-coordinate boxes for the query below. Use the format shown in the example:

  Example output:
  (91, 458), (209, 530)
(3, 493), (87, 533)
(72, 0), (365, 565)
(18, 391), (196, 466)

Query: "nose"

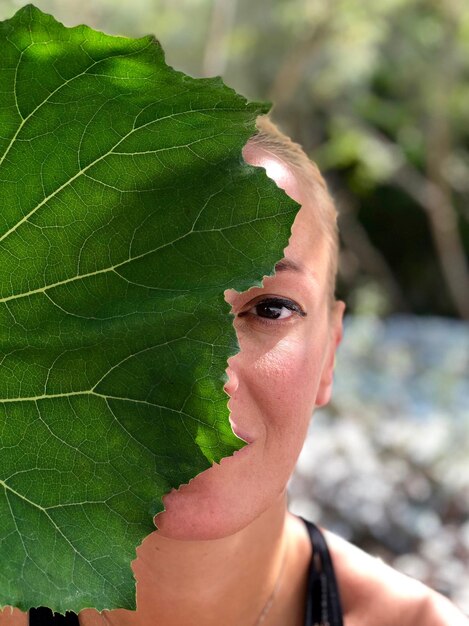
(224, 361), (239, 396)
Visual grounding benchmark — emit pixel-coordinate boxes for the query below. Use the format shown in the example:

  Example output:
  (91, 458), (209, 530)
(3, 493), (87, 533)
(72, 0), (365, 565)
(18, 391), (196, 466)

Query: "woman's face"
(154, 144), (345, 540)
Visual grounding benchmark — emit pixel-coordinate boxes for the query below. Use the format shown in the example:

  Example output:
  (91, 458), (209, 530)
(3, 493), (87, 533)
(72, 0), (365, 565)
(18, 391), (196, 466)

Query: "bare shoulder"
(323, 529), (469, 626)
(0, 608), (27, 626)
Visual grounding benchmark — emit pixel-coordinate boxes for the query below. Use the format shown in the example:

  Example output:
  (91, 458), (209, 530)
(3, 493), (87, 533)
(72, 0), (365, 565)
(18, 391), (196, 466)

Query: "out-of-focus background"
(2, 0), (468, 612)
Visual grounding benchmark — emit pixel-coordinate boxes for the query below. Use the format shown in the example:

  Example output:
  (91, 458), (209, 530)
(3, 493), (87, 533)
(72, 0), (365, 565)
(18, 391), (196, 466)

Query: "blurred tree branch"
(336, 190), (409, 311)
(267, 17), (332, 109)
(423, 3), (469, 319)
(203, 0), (238, 77)
(346, 117), (469, 320)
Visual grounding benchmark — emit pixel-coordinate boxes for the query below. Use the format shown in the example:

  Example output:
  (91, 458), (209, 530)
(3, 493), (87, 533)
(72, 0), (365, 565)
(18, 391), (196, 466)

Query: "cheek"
(246, 335), (325, 439)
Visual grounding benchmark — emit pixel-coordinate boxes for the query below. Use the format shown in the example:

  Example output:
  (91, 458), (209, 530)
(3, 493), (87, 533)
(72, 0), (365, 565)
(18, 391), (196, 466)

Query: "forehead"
(242, 143), (330, 289)
(243, 143), (303, 204)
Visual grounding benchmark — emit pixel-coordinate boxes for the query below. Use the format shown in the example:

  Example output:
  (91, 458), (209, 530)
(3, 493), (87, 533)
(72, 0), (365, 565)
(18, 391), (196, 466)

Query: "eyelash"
(237, 296), (306, 326)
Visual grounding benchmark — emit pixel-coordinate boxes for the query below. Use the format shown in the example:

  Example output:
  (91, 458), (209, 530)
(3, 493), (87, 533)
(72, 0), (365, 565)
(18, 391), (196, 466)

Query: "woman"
(5, 117), (468, 626)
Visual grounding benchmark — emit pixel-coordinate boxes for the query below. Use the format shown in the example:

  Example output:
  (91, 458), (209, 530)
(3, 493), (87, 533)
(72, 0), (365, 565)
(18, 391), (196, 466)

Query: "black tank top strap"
(29, 607), (79, 625)
(300, 517), (344, 626)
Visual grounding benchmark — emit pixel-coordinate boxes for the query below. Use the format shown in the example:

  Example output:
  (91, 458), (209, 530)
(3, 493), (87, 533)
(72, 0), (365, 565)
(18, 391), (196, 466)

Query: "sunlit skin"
(3, 145), (467, 626)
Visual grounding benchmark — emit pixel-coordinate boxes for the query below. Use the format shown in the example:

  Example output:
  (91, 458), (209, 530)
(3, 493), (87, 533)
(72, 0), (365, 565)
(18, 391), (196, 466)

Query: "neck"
(81, 494), (290, 626)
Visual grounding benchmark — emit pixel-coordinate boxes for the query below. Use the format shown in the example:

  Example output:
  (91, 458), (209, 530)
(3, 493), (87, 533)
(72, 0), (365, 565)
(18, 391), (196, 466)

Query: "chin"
(153, 465), (278, 541)
(154, 507), (252, 541)
(153, 482), (261, 541)
(153, 494), (260, 540)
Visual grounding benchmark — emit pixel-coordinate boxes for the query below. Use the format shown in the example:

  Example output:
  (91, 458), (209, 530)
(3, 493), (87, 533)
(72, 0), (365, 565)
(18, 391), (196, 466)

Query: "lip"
(230, 421), (255, 444)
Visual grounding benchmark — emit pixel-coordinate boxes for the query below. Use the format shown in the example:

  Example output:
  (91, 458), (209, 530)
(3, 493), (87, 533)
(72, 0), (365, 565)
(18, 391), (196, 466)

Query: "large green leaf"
(0, 4), (298, 614)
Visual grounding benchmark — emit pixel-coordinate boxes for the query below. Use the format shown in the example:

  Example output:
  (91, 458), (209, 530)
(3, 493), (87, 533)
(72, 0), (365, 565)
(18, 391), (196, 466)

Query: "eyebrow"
(274, 258), (304, 273)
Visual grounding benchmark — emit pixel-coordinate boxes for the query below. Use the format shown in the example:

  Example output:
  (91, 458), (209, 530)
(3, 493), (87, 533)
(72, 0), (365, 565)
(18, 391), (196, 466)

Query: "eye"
(239, 297), (306, 322)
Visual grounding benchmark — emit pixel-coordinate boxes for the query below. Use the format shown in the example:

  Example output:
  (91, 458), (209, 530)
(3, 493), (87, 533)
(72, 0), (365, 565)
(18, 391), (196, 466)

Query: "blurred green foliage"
(2, 0), (468, 317)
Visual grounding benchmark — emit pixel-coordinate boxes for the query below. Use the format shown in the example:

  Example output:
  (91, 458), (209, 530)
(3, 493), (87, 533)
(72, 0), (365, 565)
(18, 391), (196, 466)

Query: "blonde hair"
(246, 115), (339, 299)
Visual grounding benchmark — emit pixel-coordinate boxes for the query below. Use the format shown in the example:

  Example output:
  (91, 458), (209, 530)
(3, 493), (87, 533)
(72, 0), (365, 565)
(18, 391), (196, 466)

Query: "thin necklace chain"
(253, 541), (288, 626)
